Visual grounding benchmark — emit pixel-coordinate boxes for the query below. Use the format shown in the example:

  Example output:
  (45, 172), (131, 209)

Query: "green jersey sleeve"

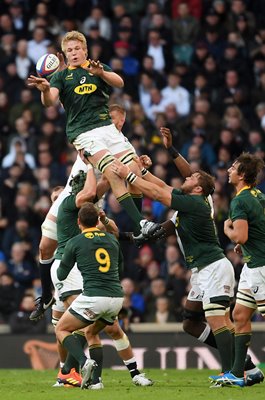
(230, 197), (248, 221)
(171, 192), (202, 212)
(57, 238), (76, 280)
(50, 70), (64, 91)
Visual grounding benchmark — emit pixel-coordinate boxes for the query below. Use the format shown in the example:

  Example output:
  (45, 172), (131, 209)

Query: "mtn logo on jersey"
(74, 83), (97, 95)
(84, 231), (106, 239)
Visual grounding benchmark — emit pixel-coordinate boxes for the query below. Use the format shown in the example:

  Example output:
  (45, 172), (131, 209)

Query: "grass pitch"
(0, 369), (264, 400)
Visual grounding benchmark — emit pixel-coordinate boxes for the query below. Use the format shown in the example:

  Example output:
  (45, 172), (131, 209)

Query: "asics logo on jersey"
(74, 84), (97, 95)
(80, 76), (86, 84)
(253, 286), (259, 294)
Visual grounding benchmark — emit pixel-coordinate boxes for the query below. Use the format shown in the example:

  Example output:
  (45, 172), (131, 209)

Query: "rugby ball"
(36, 53), (60, 79)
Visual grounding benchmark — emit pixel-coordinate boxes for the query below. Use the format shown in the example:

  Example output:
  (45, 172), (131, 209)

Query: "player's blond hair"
(61, 30), (87, 56)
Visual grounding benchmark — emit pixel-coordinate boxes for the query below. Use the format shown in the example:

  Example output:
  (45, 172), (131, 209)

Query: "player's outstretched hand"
(160, 127), (173, 149)
(85, 59), (104, 76)
(57, 52), (67, 71)
(27, 75), (50, 92)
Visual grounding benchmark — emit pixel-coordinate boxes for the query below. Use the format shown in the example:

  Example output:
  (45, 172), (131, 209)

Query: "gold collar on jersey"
(82, 227), (100, 233)
(68, 60), (90, 70)
(236, 185), (251, 196)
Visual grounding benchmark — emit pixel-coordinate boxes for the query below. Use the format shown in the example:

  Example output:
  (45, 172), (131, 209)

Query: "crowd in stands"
(1, 0), (265, 330)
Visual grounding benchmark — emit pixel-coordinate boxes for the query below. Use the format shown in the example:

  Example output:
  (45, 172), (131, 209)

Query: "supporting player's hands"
(224, 218), (233, 235)
(132, 155), (152, 171)
(234, 244), (242, 255)
(111, 159), (130, 178)
(84, 59), (104, 76)
(139, 155), (152, 169)
(27, 75), (50, 92)
(160, 127), (173, 149)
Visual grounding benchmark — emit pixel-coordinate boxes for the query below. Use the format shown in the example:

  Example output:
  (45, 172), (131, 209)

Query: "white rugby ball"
(36, 53), (60, 79)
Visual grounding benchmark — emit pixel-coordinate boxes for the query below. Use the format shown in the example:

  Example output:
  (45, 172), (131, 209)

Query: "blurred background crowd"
(0, 0), (265, 332)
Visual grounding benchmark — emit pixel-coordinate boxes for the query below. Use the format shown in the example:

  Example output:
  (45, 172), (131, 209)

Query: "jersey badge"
(65, 73), (73, 80)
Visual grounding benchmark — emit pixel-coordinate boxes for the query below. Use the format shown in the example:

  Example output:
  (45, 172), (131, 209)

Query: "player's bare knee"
(105, 322), (123, 340)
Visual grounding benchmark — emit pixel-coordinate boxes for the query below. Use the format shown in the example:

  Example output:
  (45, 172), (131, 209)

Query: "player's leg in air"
(74, 125), (164, 236)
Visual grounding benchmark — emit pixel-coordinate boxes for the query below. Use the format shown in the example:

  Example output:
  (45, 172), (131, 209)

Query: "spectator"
(0, 272), (22, 323)
(162, 72), (190, 116)
(8, 1), (28, 39)
(7, 242), (37, 294)
(82, 6), (111, 40)
(15, 39), (35, 81)
(9, 294), (47, 333)
(27, 27), (51, 64)
(144, 277), (168, 318)
(145, 296), (176, 323)
(2, 137), (35, 169)
(172, 1), (199, 64)
(121, 277), (145, 317)
(2, 217), (40, 260)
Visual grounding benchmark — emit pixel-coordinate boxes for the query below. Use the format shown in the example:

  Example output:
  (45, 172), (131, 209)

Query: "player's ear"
(195, 185), (203, 194)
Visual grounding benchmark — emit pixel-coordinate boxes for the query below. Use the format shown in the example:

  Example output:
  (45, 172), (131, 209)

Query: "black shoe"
(29, 296), (55, 321)
(140, 219), (167, 240)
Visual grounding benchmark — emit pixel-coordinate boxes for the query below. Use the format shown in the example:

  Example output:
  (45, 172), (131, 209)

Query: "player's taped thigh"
(41, 218), (57, 241)
(182, 308), (205, 321)
(113, 333), (130, 351)
(203, 300), (229, 318)
(118, 151), (136, 166)
(52, 316), (60, 327)
(96, 153), (115, 173)
(257, 302), (265, 317)
(236, 290), (257, 309)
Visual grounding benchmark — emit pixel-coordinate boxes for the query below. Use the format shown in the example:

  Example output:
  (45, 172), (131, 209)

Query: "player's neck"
(235, 181), (250, 195)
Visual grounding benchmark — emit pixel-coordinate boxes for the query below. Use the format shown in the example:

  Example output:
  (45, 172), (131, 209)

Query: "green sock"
(89, 345), (103, 384)
(130, 193), (143, 213)
(117, 193), (143, 234)
(232, 333), (251, 377)
(62, 331), (87, 374)
(62, 334), (87, 368)
(213, 327), (233, 372)
(230, 328), (235, 366)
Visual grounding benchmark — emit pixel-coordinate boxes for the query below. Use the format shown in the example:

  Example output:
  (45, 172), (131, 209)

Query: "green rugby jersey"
(230, 187), (265, 268)
(54, 195), (80, 261)
(57, 228), (124, 297)
(171, 189), (224, 269)
(50, 62), (113, 143)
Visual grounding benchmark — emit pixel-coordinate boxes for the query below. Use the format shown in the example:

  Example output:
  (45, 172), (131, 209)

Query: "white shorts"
(70, 294), (124, 324)
(72, 124), (135, 157)
(187, 258), (235, 305)
(51, 259), (83, 301)
(238, 263), (265, 301)
(52, 291), (65, 313)
(48, 154), (91, 219)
